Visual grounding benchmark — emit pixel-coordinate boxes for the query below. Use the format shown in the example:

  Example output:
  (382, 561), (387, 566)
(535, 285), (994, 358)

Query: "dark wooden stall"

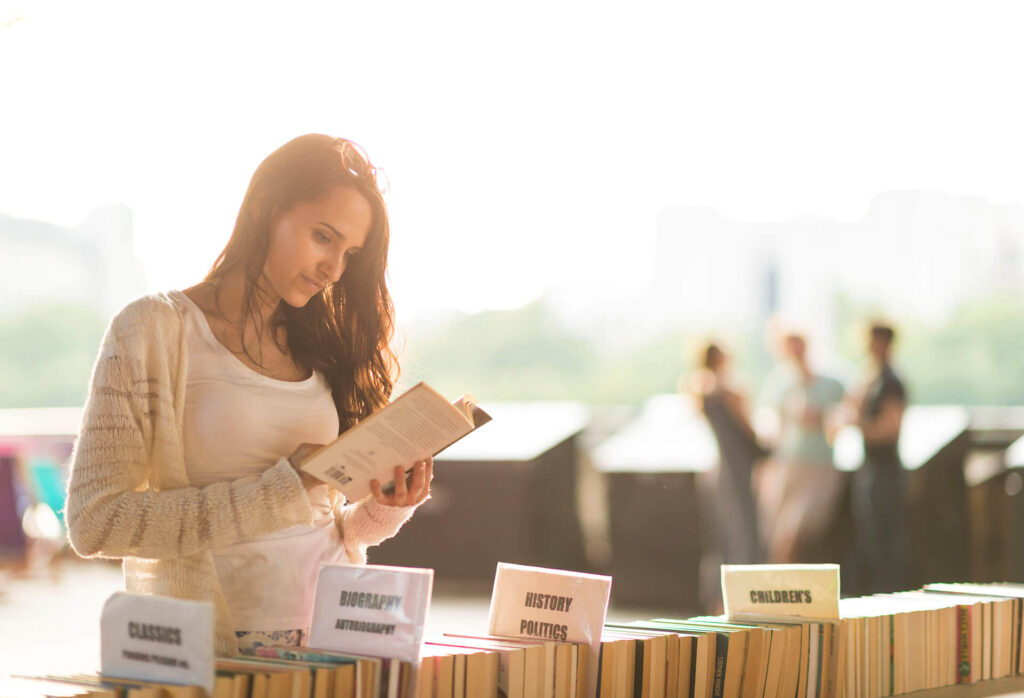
(968, 431), (1024, 583)
(592, 395), (716, 612)
(370, 402), (590, 586)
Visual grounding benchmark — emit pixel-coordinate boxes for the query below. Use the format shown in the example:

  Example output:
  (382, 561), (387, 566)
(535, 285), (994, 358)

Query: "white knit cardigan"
(65, 293), (418, 656)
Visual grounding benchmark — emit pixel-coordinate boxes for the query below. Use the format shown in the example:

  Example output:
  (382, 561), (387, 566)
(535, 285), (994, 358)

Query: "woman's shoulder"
(105, 292), (187, 346)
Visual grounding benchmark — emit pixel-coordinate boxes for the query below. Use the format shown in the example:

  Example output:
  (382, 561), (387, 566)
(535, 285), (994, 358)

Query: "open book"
(300, 382), (492, 501)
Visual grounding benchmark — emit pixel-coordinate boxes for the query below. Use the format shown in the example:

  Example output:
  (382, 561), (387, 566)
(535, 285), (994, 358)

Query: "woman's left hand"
(369, 458), (433, 507)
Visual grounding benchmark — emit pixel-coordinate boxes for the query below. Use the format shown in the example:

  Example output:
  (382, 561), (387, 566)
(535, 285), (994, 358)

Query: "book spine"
(634, 638), (645, 698)
(712, 636), (727, 698)
(958, 606), (971, 684)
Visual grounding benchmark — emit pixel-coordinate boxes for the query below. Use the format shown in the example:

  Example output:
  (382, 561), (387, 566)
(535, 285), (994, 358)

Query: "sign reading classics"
(487, 562), (612, 698)
(307, 564), (433, 668)
(100, 592), (214, 695)
(722, 563), (841, 621)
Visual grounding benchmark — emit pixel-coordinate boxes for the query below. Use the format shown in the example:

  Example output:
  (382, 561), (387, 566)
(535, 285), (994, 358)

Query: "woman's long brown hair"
(206, 134), (397, 433)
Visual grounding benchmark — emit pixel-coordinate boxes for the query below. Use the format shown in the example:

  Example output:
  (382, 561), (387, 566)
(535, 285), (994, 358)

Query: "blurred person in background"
(758, 333), (846, 563)
(850, 322), (908, 592)
(688, 342), (768, 565)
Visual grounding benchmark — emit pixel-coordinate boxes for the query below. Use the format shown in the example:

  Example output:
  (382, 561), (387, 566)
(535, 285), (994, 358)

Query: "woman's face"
(264, 185), (373, 307)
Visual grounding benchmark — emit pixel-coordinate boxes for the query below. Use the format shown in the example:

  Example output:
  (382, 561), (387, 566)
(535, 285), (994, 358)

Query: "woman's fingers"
(371, 459), (434, 507)
(408, 461), (426, 499)
(420, 459), (434, 501)
(392, 465), (408, 500)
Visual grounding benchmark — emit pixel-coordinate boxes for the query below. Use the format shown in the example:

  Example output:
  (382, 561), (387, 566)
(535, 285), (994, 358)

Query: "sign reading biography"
(307, 564), (433, 667)
(722, 563), (841, 621)
(100, 592), (214, 695)
(487, 562), (612, 698)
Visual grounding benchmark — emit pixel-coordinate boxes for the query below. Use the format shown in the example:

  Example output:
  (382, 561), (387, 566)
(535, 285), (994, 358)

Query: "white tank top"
(172, 290), (347, 631)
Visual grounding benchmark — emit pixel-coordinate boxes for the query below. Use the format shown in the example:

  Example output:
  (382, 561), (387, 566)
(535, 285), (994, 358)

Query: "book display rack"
(12, 580), (1024, 698)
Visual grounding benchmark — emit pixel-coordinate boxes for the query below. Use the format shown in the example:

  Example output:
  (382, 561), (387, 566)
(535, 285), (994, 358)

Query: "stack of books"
(14, 582), (1024, 698)
(836, 583), (1024, 698)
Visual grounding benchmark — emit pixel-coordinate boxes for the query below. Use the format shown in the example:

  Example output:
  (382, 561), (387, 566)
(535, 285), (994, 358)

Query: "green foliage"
(0, 303), (106, 407)
(402, 292), (1024, 408)
(581, 328), (691, 404)
(897, 295), (1024, 405)
(399, 302), (596, 402)
(399, 303), (769, 406)
(3, 291), (1023, 411)
(834, 292), (1024, 406)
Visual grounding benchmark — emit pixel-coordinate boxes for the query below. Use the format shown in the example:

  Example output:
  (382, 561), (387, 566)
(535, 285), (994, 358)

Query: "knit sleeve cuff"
(262, 458), (315, 527)
(361, 496), (422, 529)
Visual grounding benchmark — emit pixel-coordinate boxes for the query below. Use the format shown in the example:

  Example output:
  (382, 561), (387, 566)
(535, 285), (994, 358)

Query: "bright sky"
(3, 0), (1024, 320)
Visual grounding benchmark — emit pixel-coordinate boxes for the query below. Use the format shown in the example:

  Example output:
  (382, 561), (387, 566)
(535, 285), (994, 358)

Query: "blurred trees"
(399, 302), (595, 401)
(0, 303), (106, 408)
(403, 293), (1024, 407)
(893, 295), (1024, 405)
(1, 293), (1023, 409)
(399, 301), (765, 405)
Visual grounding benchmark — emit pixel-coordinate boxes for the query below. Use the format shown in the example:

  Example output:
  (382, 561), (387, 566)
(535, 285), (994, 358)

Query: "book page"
(301, 383), (483, 501)
(452, 394), (494, 428)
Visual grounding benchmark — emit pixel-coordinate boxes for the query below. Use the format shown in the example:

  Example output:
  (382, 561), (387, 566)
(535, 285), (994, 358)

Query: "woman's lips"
(301, 276), (322, 293)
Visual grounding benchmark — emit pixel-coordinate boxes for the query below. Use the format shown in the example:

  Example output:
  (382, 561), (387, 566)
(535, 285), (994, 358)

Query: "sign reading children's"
(100, 592), (214, 695)
(487, 562), (612, 698)
(722, 563), (840, 621)
(307, 564), (433, 667)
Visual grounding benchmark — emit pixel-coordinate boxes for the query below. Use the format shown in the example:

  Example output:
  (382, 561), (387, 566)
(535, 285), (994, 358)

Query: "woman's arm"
(335, 460), (432, 565)
(66, 303), (315, 561)
(67, 455), (314, 561)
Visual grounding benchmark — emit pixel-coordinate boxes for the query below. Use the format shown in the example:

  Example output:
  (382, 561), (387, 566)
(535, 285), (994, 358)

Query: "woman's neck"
(206, 268), (280, 328)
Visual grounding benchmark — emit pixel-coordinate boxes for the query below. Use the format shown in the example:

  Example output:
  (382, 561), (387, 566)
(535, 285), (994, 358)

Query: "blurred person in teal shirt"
(758, 333), (846, 563)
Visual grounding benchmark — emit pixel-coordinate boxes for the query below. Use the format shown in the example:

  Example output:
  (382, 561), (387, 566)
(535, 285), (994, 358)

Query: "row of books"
(837, 582), (1024, 697)
(15, 581), (1024, 698)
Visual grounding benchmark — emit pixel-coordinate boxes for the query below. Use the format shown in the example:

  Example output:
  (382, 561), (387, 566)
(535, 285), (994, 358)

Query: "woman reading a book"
(65, 134), (432, 657)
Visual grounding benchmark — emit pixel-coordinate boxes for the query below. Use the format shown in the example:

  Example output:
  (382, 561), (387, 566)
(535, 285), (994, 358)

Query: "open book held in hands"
(300, 382), (492, 501)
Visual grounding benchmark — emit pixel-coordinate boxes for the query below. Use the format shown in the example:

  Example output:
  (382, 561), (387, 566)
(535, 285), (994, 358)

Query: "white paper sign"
(722, 563), (841, 621)
(487, 562), (612, 698)
(307, 564), (433, 666)
(100, 592), (214, 695)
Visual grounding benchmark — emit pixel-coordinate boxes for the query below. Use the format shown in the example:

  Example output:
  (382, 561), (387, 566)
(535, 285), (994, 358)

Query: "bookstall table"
(967, 428), (1024, 583)
(592, 394), (715, 610)
(911, 675), (1024, 697)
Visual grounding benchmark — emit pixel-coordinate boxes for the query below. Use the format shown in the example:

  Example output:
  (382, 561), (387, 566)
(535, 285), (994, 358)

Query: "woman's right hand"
(287, 443), (326, 492)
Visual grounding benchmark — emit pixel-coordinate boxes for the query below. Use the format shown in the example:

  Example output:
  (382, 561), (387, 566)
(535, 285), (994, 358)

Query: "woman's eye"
(314, 230), (331, 244)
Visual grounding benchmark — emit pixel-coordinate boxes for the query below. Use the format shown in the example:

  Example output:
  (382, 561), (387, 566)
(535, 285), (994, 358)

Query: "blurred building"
(653, 190), (1024, 349)
(538, 190), (1024, 365)
(0, 204), (145, 317)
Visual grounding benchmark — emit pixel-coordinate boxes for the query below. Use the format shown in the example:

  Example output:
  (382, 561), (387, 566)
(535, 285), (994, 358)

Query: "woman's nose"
(323, 251), (347, 283)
